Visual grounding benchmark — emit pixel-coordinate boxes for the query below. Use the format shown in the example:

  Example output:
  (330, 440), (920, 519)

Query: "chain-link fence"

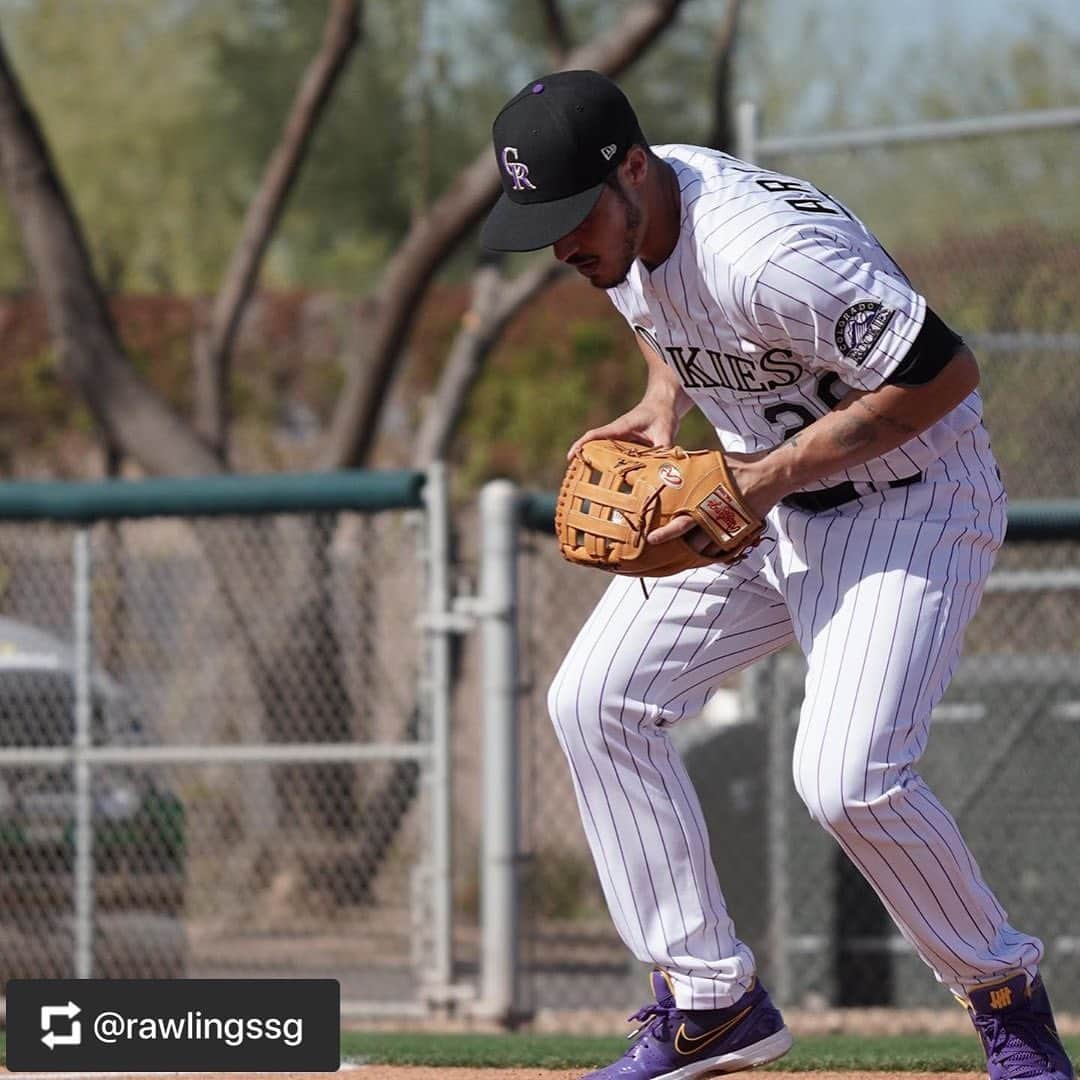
(515, 532), (625, 1015)
(0, 471), (451, 1015)
(0, 479), (1075, 1025)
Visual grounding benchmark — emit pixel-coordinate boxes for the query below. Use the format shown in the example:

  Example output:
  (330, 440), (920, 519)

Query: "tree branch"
(0, 32), (222, 475)
(707, 0), (745, 153)
(318, 0), (686, 469)
(194, 0), (362, 459)
(537, 0), (571, 62)
(412, 256), (569, 466)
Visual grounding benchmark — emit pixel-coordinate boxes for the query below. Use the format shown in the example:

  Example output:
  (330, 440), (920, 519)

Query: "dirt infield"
(2, 1073), (368, 1079)
(3, 1072), (988, 1080)
(348, 1072), (986, 1080)
(2, 1073), (363, 1079)
(2, 1071), (370, 1079)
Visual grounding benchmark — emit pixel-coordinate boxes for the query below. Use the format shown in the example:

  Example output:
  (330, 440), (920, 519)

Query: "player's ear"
(621, 145), (649, 190)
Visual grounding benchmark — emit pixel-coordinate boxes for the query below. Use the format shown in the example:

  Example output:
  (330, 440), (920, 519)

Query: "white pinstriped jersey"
(607, 144), (993, 491)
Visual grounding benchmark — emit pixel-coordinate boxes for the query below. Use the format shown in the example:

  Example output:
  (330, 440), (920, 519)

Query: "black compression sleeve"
(884, 307), (964, 387)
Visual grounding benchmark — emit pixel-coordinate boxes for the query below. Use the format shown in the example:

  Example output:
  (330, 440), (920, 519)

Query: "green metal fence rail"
(0, 469), (426, 522)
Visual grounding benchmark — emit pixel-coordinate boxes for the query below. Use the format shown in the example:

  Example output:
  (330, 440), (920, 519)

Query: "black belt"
(782, 472), (922, 513)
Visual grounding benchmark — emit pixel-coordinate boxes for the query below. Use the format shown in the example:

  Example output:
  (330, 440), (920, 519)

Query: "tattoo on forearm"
(831, 398), (918, 453)
(833, 413), (876, 451)
(855, 397), (920, 435)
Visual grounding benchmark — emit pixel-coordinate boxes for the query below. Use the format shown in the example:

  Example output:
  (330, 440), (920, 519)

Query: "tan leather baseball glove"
(555, 439), (766, 578)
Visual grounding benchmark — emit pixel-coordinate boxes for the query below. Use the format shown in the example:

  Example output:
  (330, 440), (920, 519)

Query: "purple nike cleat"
(962, 973), (1076, 1080)
(582, 970), (793, 1080)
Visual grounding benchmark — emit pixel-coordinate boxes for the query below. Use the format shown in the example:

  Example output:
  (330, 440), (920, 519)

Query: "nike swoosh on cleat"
(674, 1005), (752, 1056)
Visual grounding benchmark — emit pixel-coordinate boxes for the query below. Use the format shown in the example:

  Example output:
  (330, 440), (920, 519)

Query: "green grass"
(341, 1032), (628, 1070)
(3, 1028), (1077, 1072)
(339, 1031), (1080, 1072)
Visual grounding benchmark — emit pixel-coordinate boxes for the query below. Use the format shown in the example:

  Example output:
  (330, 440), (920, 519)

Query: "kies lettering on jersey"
(607, 145), (986, 490)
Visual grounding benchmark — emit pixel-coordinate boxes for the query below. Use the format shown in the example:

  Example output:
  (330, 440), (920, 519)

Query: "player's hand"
(645, 448), (787, 557)
(723, 449), (800, 520)
(567, 400), (679, 460)
(645, 516), (722, 556)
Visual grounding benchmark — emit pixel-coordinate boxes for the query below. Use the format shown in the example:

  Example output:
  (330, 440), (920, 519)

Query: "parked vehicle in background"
(0, 616), (187, 982)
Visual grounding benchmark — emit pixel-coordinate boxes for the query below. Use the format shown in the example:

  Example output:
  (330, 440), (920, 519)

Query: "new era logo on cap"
(601, 143), (617, 161)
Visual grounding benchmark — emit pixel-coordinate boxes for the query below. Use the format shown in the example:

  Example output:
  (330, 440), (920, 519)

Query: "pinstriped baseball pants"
(547, 457), (1042, 1011)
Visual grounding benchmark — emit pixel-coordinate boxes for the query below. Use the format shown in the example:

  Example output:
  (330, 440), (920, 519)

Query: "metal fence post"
(478, 479), (521, 1023)
(765, 653), (795, 1007)
(422, 463), (454, 996)
(742, 653), (791, 1004)
(734, 99), (759, 163)
(73, 527), (94, 979)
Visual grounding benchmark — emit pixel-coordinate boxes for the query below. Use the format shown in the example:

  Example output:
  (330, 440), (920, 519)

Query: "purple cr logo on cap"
(532, 83), (544, 93)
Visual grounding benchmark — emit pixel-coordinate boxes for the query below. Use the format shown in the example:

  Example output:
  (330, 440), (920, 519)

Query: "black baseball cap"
(480, 70), (644, 253)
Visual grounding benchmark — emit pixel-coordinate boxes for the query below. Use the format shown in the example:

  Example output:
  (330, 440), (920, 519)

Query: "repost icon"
(40, 1000), (82, 1049)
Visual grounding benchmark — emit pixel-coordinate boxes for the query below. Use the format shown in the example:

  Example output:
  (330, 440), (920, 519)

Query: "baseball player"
(481, 71), (1075, 1080)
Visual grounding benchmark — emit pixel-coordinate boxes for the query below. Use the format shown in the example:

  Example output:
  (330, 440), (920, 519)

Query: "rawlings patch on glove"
(555, 439), (766, 578)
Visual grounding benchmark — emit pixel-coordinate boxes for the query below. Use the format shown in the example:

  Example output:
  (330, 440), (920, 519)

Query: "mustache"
(567, 255), (597, 266)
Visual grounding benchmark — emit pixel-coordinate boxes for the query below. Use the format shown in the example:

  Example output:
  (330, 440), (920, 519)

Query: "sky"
(739, 0), (1080, 129)
(431, 0), (1080, 133)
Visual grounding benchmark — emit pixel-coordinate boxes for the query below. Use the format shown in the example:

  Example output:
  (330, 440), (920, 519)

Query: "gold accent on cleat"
(673, 1007), (752, 1057)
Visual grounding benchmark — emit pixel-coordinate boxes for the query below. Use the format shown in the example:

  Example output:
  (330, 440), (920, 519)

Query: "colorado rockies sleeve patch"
(835, 301), (895, 364)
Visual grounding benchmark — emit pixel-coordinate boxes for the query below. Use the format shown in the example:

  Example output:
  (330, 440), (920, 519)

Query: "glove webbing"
(563, 459), (660, 560)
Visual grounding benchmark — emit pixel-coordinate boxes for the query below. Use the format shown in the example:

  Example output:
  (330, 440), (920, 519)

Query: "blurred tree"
(194, 0), (362, 456)
(0, 0), (692, 918)
(317, 0), (688, 468)
(0, 0), (239, 292)
(414, 0), (746, 468)
(0, 0), (738, 296)
(204, 0), (420, 291)
(0, 0), (479, 294)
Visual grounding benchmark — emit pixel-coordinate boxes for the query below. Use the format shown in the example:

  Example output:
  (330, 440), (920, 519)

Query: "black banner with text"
(7, 979), (339, 1073)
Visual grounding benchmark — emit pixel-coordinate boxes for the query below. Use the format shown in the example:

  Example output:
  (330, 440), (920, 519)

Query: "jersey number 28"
(762, 372), (845, 439)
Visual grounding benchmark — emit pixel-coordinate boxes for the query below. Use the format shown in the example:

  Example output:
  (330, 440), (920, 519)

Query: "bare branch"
(320, 0), (686, 469)
(538, 0), (571, 62)
(413, 257), (570, 466)
(549, 0), (682, 73)
(707, 0), (745, 152)
(194, 0), (362, 459)
(0, 33), (222, 475)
